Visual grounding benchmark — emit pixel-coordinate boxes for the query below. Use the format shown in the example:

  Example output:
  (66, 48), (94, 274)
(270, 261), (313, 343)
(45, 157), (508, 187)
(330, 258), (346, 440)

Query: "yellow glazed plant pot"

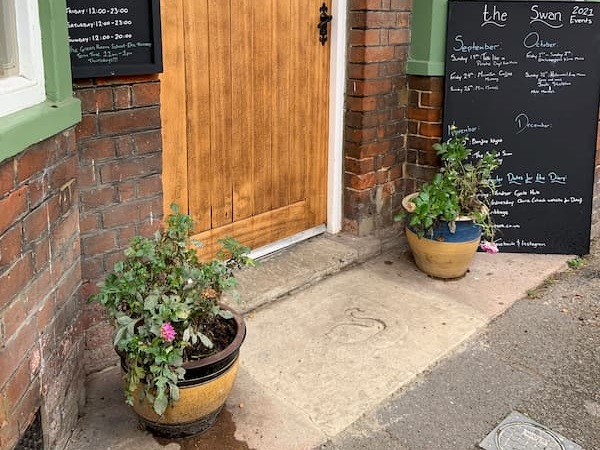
(123, 308), (246, 438)
(405, 220), (481, 279)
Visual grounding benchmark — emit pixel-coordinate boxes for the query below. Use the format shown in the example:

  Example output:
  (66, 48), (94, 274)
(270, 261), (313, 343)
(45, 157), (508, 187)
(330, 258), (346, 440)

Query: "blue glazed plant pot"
(406, 218), (482, 279)
(408, 219), (482, 243)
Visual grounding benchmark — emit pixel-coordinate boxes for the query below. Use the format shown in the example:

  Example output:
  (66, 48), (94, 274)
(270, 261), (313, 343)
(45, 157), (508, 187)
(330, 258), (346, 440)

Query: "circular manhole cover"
(496, 421), (565, 450)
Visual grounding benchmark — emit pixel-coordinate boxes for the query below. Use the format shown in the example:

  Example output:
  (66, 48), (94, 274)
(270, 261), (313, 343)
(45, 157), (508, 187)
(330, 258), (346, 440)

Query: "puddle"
(155, 409), (254, 450)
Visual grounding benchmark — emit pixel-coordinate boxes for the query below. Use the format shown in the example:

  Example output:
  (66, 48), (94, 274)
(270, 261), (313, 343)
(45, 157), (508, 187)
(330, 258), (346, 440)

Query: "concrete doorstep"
(65, 233), (572, 450)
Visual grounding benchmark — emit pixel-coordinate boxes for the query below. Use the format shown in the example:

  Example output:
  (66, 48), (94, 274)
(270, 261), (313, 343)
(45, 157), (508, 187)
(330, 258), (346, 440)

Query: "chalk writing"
(514, 113), (552, 134)
(444, 1), (600, 254)
(523, 32), (558, 49)
(482, 4), (508, 27)
(530, 5), (564, 29)
(67, 0), (161, 77)
(570, 5), (594, 25)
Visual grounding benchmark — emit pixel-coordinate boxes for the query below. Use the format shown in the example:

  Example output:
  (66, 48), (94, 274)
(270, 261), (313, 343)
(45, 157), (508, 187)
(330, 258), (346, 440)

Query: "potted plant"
(88, 204), (254, 437)
(397, 126), (502, 278)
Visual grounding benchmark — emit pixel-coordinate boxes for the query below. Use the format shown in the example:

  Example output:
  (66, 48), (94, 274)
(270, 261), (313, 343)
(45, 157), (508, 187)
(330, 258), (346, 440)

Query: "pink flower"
(160, 322), (176, 342)
(480, 240), (499, 254)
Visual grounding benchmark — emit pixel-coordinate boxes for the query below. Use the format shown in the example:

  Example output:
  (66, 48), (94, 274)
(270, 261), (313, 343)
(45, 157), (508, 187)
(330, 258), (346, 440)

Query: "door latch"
(317, 3), (333, 46)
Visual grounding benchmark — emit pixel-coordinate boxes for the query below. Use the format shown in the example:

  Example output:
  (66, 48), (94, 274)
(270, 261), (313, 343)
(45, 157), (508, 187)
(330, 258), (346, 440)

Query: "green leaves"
(113, 314), (138, 348)
(88, 203), (254, 417)
(400, 129), (501, 240)
(198, 332), (214, 349)
(182, 327), (214, 349)
(407, 173), (459, 237)
(182, 328), (191, 343)
(144, 293), (159, 311)
(218, 309), (233, 320)
(153, 389), (168, 416)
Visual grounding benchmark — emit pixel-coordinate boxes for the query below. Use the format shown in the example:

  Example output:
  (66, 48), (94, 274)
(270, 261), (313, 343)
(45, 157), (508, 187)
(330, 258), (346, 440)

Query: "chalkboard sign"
(67, 0), (162, 78)
(443, 1), (600, 254)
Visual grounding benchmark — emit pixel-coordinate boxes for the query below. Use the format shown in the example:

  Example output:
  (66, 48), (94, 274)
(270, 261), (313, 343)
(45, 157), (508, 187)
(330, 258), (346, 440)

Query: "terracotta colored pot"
(406, 220), (481, 279)
(123, 307), (246, 438)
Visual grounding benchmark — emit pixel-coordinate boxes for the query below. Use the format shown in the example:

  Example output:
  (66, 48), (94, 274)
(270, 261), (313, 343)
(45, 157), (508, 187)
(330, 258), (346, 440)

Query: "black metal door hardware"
(317, 3), (333, 46)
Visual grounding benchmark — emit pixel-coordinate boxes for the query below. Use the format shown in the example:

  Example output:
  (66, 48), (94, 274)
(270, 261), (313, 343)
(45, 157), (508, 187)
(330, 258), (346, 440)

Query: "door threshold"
(249, 225), (327, 260)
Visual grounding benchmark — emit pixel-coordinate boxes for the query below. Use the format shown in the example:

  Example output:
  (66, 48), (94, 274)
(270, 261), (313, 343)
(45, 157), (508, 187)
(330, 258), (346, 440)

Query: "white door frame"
(327, 0), (347, 234)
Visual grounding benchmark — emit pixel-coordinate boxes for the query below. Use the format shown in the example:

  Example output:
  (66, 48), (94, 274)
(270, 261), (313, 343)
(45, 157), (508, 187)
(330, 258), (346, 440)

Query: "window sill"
(0, 97), (81, 164)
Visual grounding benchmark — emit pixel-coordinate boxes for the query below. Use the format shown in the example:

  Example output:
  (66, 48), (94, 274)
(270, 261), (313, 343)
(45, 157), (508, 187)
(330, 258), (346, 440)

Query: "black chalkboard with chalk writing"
(443, 1), (600, 254)
(66, 0), (162, 78)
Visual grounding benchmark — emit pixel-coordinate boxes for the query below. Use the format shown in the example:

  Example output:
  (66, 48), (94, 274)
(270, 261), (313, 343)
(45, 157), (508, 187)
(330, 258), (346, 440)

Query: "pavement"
(64, 233), (599, 450)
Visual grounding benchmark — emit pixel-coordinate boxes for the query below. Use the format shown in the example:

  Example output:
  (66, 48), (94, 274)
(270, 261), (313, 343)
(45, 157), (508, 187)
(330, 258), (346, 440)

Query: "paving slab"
(241, 263), (488, 437)
(371, 248), (572, 318)
(224, 366), (326, 450)
(228, 233), (385, 314)
(66, 367), (179, 450)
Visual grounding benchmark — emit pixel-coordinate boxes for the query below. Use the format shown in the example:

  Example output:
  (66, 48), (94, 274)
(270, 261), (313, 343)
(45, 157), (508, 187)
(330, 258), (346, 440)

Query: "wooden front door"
(161, 0), (331, 256)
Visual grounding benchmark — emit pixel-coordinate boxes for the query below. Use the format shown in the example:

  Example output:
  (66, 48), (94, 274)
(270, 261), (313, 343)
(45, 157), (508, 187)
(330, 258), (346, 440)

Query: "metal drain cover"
(479, 411), (582, 450)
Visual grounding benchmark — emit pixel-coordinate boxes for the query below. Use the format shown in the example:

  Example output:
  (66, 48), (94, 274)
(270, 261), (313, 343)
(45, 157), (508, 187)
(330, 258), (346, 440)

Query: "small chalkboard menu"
(443, 1), (600, 254)
(67, 0), (162, 78)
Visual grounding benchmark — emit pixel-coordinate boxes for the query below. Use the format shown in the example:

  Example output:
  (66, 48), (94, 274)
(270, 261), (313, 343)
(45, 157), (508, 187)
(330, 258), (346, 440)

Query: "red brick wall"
(405, 75), (444, 191)
(0, 131), (85, 450)
(344, 0), (412, 235)
(73, 75), (163, 374)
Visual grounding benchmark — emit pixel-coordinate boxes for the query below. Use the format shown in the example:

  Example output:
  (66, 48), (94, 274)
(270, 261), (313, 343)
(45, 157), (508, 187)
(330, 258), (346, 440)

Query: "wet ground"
(155, 410), (253, 450)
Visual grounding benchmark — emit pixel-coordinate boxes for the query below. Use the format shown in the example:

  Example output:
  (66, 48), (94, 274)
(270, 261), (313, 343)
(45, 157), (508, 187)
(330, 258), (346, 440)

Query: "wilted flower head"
(201, 288), (218, 299)
(480, 240), (499, 254)
(160, 322), (176, 342)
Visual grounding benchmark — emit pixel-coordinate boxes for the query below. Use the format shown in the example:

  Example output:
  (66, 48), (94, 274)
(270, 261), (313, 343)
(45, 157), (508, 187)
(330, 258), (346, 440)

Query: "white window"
(0, 0), (46, 118)
(0, 0), (18, 77)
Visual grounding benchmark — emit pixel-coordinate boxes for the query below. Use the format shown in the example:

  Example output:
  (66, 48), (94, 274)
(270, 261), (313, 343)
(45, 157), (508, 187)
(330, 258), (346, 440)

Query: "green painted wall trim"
(407, 60), (446, 77)
(38, 0), (74, 102)
(0, 0), (81, 164)
(407, 0), (448, 76)
(0, 99), (81, 162)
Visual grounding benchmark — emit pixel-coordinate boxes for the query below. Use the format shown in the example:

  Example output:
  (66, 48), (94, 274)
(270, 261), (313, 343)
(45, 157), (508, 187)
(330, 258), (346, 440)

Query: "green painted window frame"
(0, 0), (81, 164)
(408, 0), (600, 77)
